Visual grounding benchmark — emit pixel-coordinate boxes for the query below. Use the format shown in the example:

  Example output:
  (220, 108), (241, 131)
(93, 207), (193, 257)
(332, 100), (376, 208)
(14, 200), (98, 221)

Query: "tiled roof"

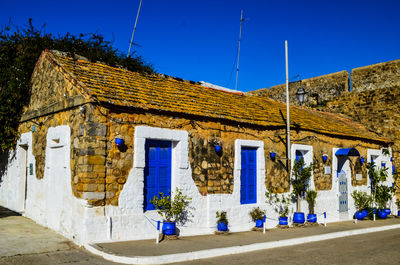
(43, 50), (388, 143)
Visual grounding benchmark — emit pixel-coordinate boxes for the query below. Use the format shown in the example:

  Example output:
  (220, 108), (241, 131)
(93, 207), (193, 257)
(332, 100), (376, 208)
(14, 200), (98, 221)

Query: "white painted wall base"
(0, 125), (392, 245)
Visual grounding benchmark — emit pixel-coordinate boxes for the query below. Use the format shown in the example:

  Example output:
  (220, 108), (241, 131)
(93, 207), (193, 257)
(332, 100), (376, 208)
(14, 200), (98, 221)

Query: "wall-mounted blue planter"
(255, 219), (264, 228)
(381, 162), (386, 168)
(115, 138), (124, 146)
(215, 145), (222, 153)
(322, 154), (328, 163)
(217, 222), (228, 232)
(360, 157), (365, 164)
(162, 221), (176, 235)
(279, 216), (288, 225)
(270, 152), (276, 161)
(307, 214), (317, 223)
(293, 212), (305, 224)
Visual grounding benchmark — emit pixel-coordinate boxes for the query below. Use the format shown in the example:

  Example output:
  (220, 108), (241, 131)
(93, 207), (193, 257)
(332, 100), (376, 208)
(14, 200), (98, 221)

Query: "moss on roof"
(43, 50), (388, 143)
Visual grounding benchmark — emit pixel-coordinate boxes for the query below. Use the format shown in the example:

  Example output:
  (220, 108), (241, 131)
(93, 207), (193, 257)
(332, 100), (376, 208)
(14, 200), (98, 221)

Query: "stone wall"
(248, 71), (349, 107)
(324, 85), (400, 196)
(351, 59), (400, 92)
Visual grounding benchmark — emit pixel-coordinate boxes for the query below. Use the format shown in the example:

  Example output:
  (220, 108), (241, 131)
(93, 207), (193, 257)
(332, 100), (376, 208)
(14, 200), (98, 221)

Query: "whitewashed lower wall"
(0, 125), (396, 245)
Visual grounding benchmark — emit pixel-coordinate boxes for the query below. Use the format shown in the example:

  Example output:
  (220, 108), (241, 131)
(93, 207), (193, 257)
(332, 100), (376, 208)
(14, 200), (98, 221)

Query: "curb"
(84, 224), (400, 265)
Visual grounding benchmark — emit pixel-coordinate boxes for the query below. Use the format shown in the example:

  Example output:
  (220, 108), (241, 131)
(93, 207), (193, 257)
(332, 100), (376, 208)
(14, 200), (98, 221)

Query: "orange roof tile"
(44, 50), (388, 143)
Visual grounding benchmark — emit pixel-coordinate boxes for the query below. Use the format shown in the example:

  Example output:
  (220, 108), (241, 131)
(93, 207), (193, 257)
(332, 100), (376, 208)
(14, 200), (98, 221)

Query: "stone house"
(0, 50), (394, 244)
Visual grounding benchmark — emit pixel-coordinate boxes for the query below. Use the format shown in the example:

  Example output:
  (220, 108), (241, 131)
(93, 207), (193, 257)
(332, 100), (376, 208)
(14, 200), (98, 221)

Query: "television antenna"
(127, 0), (143, 58)
(235, 10), (246, 91)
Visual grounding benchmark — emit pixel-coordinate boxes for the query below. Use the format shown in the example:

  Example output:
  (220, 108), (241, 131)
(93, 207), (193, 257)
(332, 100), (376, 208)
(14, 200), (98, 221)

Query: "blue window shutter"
(241, 147), (257, 204)
(144, 140), (172, 210)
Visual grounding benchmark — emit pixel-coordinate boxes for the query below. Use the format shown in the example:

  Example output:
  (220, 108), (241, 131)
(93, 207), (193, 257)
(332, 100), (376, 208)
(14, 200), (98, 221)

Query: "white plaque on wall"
(356, 174), (363, 181)
(324, 166), (331, 174)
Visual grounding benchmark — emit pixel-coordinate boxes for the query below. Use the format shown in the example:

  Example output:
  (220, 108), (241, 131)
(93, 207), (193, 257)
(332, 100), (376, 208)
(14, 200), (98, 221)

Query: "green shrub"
(150, 188), (191, 223)
(305, 190), (318, 214)
(351, 190), (372, 212)
(216, 211), (228, 225)
(249, 207), (265, 221)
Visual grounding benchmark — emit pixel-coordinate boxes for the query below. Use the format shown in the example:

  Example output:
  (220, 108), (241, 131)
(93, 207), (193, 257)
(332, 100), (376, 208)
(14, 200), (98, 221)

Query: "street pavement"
(177, 228), (400, 265)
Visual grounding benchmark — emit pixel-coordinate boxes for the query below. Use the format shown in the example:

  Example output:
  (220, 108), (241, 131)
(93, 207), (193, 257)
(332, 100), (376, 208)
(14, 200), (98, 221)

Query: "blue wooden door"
(144, 140), (172, 210)
(241, 147), (257, 204)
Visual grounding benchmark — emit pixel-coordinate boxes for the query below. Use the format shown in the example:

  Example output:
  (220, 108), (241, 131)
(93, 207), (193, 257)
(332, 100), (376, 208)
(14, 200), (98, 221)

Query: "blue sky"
(2, 0), (399, 91)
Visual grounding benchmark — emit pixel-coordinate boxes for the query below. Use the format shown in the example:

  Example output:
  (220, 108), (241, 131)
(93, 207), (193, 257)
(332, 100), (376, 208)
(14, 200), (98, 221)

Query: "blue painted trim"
(144, 139), (172, 211)
(335, 148), (360, 157)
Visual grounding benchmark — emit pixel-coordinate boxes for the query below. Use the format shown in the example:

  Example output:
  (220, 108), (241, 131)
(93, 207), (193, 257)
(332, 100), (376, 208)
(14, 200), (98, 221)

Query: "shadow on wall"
(0, 150), (11, 185)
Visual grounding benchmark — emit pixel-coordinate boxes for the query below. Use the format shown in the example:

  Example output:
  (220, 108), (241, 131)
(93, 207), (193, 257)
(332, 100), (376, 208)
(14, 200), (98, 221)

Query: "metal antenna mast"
(127, 0), (143, 58)
(235, 10), (245, 90)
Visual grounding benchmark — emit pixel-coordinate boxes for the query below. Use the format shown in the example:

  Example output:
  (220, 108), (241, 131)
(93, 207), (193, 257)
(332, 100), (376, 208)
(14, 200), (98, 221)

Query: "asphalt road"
(177, 228), (400, 265)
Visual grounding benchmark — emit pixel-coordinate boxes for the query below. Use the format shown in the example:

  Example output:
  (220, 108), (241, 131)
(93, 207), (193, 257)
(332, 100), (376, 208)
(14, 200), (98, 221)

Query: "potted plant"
(150, 188), (191, 235)
(367, 162), (390, 219)
(249, 207), (265, 228)
(216, 211), (228, 232)
(291, 158), (313, 224)
(375, 185), (393, 219)
(351, 190), (372, 220)
(305, 190), (318, 223)
(266, 192), (291, 226)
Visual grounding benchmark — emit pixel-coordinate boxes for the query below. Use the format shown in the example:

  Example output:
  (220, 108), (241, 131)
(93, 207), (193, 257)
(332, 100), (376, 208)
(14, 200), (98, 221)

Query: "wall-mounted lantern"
(322, 154), (328, 163)
(115, 138), (124, 146)
(360, 156), (365, 164)
(296, 87), (307, 105)
(270, 151), (276, 161)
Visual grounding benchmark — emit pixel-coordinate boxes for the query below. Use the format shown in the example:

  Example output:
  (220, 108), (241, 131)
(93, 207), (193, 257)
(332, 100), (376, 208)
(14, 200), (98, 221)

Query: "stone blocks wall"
(249, 71), (349, 107)
(351, 59), (400, 92)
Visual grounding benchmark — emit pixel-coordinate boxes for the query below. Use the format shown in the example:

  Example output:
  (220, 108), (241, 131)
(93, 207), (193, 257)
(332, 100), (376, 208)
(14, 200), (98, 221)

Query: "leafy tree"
(291, 158), (313, 212)
(0, 19), (154, 152)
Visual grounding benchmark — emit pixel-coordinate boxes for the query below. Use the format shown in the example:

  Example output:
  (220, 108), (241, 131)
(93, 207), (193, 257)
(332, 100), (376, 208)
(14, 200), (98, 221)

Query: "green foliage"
(366, 162), (393, 210)
(291, 158), (312, 212)
(266, 191), (291, 217)
(216, 211), (228, 225)
(249, 207), (265, 221)
(0, 19), (154, 152)
(351, 190), (372, 212)
(305, 190), (318, 214)
(375, 185), (393, 209)
(150, 188), (191, 223)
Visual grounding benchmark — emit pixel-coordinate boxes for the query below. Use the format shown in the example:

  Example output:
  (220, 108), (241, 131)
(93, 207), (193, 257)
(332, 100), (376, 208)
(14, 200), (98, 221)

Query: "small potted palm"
(216, 211), (228, 232)
(249, 207), (265, 228)
(150, 188), (191, 235)
(305, 190), (318, 223)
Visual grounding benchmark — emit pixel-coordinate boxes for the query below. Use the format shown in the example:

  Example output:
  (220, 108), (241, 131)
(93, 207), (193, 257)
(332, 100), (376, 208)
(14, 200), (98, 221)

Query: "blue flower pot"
(279, 216), (288, 225)
(255, 219), (264, 228)
(217, 222), (228, 232)
(377, 209), (388, 219)
(115, 138), (124, 146)
(215, 145), (222, 153)
(162, 221), (176, 235)
(398, 210), (400, 217)
(361, 209), (368, 218)
(307, 213), (317, 223)
(293, 212), (305, 224)
(355, 211), (364, 220)
(384, 208), (391, 215)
